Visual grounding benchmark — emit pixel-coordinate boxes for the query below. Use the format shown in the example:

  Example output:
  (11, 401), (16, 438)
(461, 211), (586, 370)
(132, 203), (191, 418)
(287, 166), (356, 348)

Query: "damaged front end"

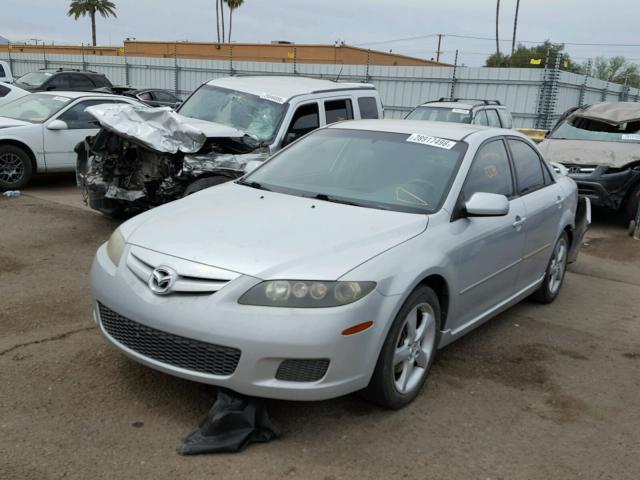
(76, 104), (269, 217)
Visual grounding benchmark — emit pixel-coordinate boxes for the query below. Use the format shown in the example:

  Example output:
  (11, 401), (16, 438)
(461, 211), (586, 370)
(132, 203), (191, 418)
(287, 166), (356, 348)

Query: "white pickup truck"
(0, 61), (14, 83)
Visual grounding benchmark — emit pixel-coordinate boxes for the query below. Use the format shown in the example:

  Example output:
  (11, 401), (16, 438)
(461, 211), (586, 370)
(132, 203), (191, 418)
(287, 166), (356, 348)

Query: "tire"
(531, 232), (569, 304)
(362, 286), (441, 409)
(624, 183), (640, 222)
(183, 176), (231, 196)
(0, 145), (34, 190)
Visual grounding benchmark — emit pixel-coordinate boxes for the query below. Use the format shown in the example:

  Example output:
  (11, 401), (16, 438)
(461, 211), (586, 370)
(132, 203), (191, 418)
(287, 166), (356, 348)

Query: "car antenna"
(335, 64), (344, 83)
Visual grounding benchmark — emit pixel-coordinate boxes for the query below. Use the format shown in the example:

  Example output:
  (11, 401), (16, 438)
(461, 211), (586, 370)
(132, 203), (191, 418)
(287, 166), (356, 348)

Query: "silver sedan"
(91, 120), (589, 409)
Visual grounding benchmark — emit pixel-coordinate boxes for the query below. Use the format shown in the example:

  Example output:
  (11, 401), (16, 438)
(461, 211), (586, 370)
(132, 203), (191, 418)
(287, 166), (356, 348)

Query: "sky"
(2, 0), (640, 66)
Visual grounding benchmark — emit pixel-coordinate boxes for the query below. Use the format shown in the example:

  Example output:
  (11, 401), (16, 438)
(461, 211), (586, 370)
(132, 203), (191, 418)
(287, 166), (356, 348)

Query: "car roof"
(38, 69), (103, 75)
(33, 91), (134, 100)
(327, 119), (505, 140)
(207, 76), (375, 102)
(420, 101), (504, 110)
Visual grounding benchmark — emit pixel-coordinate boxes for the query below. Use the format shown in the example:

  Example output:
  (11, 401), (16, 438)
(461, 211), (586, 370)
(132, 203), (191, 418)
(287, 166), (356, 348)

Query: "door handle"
(555, 196), (564, 209)
(512, 216), (526, 230)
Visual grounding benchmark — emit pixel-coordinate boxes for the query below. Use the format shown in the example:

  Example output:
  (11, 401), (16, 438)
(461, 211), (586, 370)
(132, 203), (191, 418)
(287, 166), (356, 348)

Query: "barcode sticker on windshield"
(406, 134), (457, 150)
(452, 108), (470, 114)
(622, 134), (640, 141)
(260, 93), (287, 104)
(53, 96), (70, 102)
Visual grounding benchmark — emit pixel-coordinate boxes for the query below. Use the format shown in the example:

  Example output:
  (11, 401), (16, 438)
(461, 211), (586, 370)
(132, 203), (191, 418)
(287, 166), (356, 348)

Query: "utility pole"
(436, 34), (443, 62)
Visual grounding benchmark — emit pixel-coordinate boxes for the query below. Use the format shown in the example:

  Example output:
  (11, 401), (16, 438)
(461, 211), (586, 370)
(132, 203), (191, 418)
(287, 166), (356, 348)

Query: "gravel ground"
(1, 181), (639, 480)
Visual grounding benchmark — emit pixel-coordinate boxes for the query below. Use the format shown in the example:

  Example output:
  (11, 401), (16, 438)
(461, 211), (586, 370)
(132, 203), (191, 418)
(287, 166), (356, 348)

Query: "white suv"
(405, 98), (513, 129)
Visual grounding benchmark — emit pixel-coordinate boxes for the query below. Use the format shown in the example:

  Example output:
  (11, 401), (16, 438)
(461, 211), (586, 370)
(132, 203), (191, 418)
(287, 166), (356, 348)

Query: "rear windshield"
(16, 71), (53, 88)
(406, 106), (472, 124)
(550, 116), (640, 143)
(0, 94), (72, 123)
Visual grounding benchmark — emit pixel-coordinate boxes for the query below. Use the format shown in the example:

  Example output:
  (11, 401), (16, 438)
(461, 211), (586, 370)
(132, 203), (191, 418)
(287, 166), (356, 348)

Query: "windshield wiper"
(312, 193), (390, 210)
(236, 179), (271, 191)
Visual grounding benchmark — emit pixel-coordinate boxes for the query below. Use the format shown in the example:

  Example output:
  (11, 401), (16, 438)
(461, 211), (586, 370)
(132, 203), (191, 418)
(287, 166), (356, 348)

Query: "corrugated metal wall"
(2, 52), (639, 128)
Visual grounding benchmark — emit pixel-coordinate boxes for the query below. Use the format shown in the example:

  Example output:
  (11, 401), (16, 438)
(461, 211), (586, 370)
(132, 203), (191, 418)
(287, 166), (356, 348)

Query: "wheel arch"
(417, 274), (450, 332)
(0, 139), (39, 173)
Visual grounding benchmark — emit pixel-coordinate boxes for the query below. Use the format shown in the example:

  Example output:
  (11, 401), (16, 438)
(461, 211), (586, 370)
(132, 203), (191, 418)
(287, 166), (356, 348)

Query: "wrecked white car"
(539, 102), (640, 220)
(77, 76), (382, 216)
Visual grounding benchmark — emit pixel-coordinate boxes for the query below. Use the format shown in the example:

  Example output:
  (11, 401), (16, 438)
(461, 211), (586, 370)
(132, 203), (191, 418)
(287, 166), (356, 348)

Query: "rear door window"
(0, 65), (5, 77)
(152, 90), (178, 102)
(324, 99), (353, 124)
(486, 109), (502, 127)
(358, 97), (379, 119)
(498, 109), (513, 128)
(70, 75), (95, 90)
(508, 139), (546, 194)
(46, 74), (72, 90)
(0, 84), (9, 97)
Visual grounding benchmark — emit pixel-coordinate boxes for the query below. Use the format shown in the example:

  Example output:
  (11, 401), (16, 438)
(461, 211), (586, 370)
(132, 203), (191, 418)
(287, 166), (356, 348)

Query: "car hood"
(0, 116), (31, 129)
(123, 182), (428, 280)
(539, 139), (640, 168)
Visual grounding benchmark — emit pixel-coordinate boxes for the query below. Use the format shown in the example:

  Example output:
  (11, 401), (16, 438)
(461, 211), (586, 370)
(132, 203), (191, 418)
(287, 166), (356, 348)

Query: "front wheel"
(0, 145), (33, 190)
(532, 232), (569, 304)
(362, 286), (441, 409)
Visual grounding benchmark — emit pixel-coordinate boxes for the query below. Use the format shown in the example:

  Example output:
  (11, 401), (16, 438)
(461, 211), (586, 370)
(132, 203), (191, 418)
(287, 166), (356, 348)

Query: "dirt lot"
(1, 176), (639, 480)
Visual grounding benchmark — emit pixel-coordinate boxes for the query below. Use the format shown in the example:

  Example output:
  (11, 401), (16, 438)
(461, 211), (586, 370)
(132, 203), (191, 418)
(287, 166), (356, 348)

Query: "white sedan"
(0, 82), (29, 108)
(0, 91), (141, 189)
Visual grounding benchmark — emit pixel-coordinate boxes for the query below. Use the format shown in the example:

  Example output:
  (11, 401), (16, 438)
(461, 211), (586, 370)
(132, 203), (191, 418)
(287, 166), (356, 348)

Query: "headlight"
(238, 280), (376, 307)
(106, 228), (126, 266)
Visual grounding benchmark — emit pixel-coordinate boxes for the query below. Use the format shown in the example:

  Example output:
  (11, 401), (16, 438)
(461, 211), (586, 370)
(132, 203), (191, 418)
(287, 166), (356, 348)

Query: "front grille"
(276, 359), (330, 382)
(98, 303), (241, 376)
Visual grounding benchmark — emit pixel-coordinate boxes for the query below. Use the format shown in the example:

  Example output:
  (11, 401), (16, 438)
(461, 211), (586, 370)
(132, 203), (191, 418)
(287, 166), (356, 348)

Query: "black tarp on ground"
(178, 388), (280, 455)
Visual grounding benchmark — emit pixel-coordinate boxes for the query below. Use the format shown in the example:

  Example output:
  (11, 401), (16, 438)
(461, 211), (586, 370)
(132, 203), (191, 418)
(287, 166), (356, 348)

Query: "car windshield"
(406, 106), (472, 124)
(178, 85), (286, 143)
(550, 116), (640, 143)
(0, 93), (72, 123)
(243, 129), (466, 214)
(16, 71), (53, 87)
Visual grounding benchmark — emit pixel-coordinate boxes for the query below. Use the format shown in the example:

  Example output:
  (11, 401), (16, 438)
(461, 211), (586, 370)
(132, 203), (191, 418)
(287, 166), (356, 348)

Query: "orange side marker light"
(341, 321), (374, 336)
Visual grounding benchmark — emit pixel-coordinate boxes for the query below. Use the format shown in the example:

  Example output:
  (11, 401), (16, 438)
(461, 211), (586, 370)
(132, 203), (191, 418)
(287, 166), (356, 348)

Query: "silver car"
(91, 120), (589, 409)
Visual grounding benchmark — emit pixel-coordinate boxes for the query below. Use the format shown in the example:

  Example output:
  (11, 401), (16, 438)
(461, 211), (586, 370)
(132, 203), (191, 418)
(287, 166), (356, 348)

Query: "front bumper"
(91, 244), (398, 401)
(564, 164), (640, 209)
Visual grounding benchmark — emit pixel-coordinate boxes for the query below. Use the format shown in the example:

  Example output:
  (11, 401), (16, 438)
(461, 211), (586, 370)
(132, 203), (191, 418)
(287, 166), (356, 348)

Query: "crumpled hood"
(87, 104), (247, 154)
(539, 139), (640, 168)
(123, 182), (428, 280)
(0, 116), (31, 129)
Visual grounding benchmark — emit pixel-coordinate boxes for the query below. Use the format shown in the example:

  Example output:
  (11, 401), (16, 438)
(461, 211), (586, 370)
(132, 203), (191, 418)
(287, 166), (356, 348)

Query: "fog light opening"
(341, 321), (374, 336)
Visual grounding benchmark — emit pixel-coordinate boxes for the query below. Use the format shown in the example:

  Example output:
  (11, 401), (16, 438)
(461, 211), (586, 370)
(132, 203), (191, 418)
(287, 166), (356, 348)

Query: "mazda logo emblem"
(148, 266), (177, 295)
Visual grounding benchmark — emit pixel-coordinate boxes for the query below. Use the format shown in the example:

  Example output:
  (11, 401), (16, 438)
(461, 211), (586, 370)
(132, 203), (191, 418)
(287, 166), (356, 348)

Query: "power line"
(353, 33), (640, 48)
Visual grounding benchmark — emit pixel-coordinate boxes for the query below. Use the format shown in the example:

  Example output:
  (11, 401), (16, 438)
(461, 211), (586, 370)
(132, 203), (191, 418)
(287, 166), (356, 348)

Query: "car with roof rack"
(14, 68), (113, 93)
(78, 75), (383, 216)
(405, 98), (513, 129)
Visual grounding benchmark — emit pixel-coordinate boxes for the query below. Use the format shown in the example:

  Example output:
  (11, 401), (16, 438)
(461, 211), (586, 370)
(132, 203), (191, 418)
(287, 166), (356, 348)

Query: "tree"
(215, 0), (220, 43)
(220, 0), (226, 44)
(593, 56), (640, 88)
(226, 0), (244, 43)
(67, 0), (117, 47)
(486, 40), (584, 73)
(511, 0), (521, 57)
(495, 0), (501, 61)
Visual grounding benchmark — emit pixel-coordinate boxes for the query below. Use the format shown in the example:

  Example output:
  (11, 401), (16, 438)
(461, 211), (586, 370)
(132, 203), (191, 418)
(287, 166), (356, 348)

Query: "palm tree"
(495, 0), (501, 63)
(67, 0), (117, 47)
(220, 0), (226, 44)
(215, 0), (220, 43)
(226, 0), (244, 43)
(511, 0), (521, 57)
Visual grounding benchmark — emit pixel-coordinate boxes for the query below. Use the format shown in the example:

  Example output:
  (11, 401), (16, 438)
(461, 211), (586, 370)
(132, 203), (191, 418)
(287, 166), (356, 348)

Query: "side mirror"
(47, 119), (68, 131)
(465, 192), (509, 217)
(244, 160), (263, 174)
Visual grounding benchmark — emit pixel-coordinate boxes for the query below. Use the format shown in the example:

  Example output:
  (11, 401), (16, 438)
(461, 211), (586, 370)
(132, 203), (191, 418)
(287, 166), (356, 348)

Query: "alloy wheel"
(548, 238), (567, 295)
(393, 302), (437, 394)
(0, 152), (25, 185)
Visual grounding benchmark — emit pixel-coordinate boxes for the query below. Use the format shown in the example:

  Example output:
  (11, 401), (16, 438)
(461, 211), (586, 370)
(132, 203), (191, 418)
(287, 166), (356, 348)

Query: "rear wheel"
(0, 145), (33, 190)
(532, 232), (569, 304)
(362, 286), (440, 409)
(183, 176), (231, 196)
